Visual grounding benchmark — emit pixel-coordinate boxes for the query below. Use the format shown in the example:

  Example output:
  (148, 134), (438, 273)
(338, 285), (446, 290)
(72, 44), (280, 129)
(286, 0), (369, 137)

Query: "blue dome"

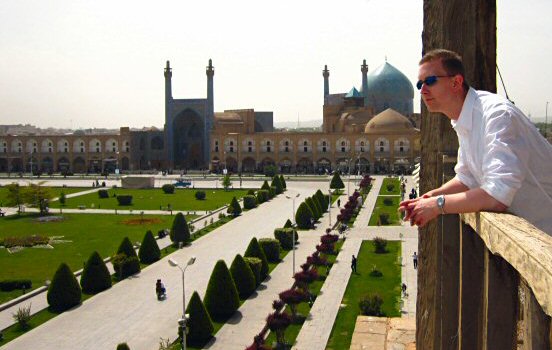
(363, 62), (414, 115)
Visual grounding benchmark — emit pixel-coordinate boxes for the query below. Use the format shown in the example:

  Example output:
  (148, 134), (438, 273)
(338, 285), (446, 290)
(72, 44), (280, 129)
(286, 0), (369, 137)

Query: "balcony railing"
(432, 210), (552, 348)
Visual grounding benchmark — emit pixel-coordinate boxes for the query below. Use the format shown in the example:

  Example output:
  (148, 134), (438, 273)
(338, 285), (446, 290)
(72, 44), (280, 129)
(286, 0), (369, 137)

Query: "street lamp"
(545, 101), (549, 139)
(168, 256), (196, 350)
(328, 188), (332, 227)
(285, 193), (300, 276)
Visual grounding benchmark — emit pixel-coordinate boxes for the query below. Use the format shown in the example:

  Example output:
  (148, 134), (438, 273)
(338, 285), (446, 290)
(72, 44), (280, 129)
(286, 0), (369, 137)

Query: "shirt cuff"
(480, 180), (516, 207)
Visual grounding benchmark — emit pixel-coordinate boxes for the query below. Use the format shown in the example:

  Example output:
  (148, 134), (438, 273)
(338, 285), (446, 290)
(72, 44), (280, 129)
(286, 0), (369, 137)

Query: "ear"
(453, 75), (464, 90)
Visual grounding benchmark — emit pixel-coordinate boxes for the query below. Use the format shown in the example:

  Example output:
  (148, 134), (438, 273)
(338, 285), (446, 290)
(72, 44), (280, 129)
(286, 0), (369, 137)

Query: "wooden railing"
(440, 211), (552, 349)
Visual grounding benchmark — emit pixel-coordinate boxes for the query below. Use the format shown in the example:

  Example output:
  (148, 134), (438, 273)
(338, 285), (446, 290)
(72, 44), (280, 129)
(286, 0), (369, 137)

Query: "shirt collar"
(451, 87), (476, 132)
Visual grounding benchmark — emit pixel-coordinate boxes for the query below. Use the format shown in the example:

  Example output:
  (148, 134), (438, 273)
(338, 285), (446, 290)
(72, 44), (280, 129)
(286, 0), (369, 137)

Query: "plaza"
(0, 175), (417, 349)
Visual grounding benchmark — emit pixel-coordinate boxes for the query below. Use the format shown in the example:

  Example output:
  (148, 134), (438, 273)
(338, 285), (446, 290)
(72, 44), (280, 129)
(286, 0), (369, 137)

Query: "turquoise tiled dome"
(363, 62), (414, 115)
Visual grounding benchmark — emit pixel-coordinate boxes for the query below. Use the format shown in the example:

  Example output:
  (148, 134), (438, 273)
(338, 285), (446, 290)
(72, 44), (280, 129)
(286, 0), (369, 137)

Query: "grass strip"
(325, 240), (401, 349)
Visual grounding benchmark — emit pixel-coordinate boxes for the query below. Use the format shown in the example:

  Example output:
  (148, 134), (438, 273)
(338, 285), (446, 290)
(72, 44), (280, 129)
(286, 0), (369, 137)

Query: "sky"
(1, 0), (551, 129)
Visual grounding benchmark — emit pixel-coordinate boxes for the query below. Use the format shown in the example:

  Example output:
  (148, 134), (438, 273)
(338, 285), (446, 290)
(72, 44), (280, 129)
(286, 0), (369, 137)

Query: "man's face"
(417, 59), (455, 114)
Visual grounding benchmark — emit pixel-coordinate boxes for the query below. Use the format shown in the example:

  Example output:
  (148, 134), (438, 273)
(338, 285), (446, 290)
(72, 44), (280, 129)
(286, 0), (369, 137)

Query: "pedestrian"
(412, 252), (418, 269)
(337, 199), (341, 207)
(402, 283), (408, 297)
(399, 49), (552, 235)
(351, 255), (357, 273)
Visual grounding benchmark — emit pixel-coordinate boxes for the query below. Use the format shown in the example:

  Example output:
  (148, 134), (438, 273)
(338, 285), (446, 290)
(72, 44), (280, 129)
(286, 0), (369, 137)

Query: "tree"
(295, 202), (314, 229)
(283, 219), (293, 228)
(116, 237), (137, 258)
(229, 254), (256, 299)
(279, 174), (287, 189)
(314, 189), (327, 212)
(47, 263), (82, 311)
(170, 212), (190, 244)
(227, 196), (242, 217)
(186, 291), (214, 343)
(4, 183), (23, 214)
(261, 180), (270, 191)
(138, 230), (161, 264)
(203, 260), (240, 321)
(23, 181), (54, 215)
(271, 175), (283, 194)
(222, 174), (232, 191)
(244, 237), (269, 280)
(330, 172), (345, 190)
(116, 343), (131, 350)
(59, 191), (66, 206)
(80, 251), (112, 294)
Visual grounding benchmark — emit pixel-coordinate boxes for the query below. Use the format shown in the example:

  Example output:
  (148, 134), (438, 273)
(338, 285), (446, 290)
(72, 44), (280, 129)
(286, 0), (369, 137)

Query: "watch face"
(437, 196), (444, 207)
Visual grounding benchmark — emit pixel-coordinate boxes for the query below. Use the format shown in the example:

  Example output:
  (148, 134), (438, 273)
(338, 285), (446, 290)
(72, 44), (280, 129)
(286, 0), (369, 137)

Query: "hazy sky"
(1, 0), (551, 129)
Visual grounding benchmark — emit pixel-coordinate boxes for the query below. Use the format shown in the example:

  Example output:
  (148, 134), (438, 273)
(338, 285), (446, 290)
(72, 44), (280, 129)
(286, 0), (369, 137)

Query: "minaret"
(323, 65), (330, 103)
(205, 59), (215, 166)
(164, 60), (173, 168)
(361, 59), (368, 107)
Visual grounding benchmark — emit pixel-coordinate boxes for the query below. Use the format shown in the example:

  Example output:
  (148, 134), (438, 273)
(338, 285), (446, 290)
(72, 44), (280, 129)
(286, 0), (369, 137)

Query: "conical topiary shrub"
(271, 176), (283, 194)
(330, 172), (345, 190)
(308, 196), (322, 219)
(47, 263), (82, 311)
(80, 251), (112, 294)
(280, 174), (286, 189)
(315, 190), (327, 213)
(230, 254), (256, 299)
(203, 260), (240, 321)
(227, 196), (242, 217)
(244, 257), (262, 287)
(244, 237), (269, 280)
(170, 212), (190, 244)
(186, 291), (214, 343)
(261, 180), (270, 191)
(284, 219), (293, 228)
(295, 202), (314, 229)
(116, 344), (130, 350)
(305, 197), (319, 220)
(138, 230), (161, 264)
(117, 236), (137, 258)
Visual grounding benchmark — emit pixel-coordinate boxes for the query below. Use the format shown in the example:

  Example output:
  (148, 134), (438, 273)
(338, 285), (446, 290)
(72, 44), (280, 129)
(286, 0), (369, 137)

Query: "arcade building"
(0, 59), (420, 174)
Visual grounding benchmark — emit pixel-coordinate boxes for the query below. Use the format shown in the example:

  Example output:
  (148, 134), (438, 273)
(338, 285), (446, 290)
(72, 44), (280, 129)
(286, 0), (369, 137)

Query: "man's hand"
(399, 194), (439, 227)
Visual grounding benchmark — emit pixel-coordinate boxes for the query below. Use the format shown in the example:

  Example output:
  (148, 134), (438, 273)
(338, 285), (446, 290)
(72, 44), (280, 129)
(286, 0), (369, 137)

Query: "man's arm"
(424, 177), (470, 197)
(405, 187), (508, 227)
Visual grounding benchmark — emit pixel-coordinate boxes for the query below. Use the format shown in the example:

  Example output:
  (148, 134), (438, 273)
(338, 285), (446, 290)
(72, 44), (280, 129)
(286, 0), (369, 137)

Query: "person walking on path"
(337, 198), (341, 207)
(412, 252), (418, 269)
(351, 255), (357, 273)
(402, 283), (408, 297)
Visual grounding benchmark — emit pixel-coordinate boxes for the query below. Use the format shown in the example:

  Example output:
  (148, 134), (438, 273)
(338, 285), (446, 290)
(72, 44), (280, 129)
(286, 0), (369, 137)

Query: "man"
(400, 49), (552, 235)
(351, 255), (357, 273)
(412, 252), (418, 269)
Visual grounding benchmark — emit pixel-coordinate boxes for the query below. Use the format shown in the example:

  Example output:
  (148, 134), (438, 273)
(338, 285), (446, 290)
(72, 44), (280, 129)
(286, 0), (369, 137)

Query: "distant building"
(0, 59), (420, 174)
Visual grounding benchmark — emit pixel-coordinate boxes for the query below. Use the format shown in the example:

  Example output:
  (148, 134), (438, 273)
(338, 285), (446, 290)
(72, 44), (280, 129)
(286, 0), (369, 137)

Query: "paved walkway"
(0, 181), (329, 350)
(205, 203), (343, 349)
(293, 176), (418, 350)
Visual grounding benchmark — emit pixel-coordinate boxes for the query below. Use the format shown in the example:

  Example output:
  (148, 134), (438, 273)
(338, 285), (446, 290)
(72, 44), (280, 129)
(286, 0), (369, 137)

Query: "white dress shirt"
(452, 88), (552, 235)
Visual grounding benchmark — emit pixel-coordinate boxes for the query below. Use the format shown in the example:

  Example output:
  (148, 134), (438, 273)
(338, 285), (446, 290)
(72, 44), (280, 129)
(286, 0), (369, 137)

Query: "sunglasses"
(416, 75), (455, 90)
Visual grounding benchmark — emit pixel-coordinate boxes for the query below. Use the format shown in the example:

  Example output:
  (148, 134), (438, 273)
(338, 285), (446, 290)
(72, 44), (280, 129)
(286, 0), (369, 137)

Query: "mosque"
(0, 59), (420, 174)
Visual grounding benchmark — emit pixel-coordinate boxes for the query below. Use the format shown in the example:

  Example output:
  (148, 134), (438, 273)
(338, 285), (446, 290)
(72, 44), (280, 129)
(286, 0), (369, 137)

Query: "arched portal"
(173, 109), (204, 170)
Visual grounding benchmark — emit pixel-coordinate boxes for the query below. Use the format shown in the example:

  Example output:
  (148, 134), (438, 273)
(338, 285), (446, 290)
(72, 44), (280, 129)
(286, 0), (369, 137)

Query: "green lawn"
(48, 188), (252, 211)
(368, 196), (402, 226)
(325, 240), (401, 350)
(264, 240), (344, 348)
(378, 178), (401, 196)
(0, 213), (196, 304)
(0, 187), (90, 206)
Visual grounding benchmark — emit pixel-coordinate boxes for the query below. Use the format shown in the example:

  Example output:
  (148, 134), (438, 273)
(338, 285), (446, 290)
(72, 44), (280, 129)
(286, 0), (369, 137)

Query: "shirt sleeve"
(454, 143), (478, 189)
(480, 108), (529, 207)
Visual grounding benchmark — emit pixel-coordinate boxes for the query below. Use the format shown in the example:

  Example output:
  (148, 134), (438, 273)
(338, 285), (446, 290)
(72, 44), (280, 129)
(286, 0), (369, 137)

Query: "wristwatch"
(436, 195), (446, 215)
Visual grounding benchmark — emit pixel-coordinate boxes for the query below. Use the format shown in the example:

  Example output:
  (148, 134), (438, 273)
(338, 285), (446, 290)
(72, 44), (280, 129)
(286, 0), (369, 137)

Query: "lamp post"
(328, 188), (332, 227)
(285, 193), (300, 276)
(545, 101), (549, 139)
(168, 256), (196, 350)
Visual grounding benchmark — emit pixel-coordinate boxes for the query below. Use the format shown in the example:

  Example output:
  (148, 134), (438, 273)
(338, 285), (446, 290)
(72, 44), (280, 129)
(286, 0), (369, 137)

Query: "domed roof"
(214, 112), (243, 123)
(365, 62), (414, 99)
(364, 108), (416, 134)
(337, 110), (372, 132)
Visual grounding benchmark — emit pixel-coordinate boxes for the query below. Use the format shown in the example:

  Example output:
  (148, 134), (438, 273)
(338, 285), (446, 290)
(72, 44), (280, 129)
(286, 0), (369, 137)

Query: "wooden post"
(418, 1), (496, 348)
(522, 281), (551, 349)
